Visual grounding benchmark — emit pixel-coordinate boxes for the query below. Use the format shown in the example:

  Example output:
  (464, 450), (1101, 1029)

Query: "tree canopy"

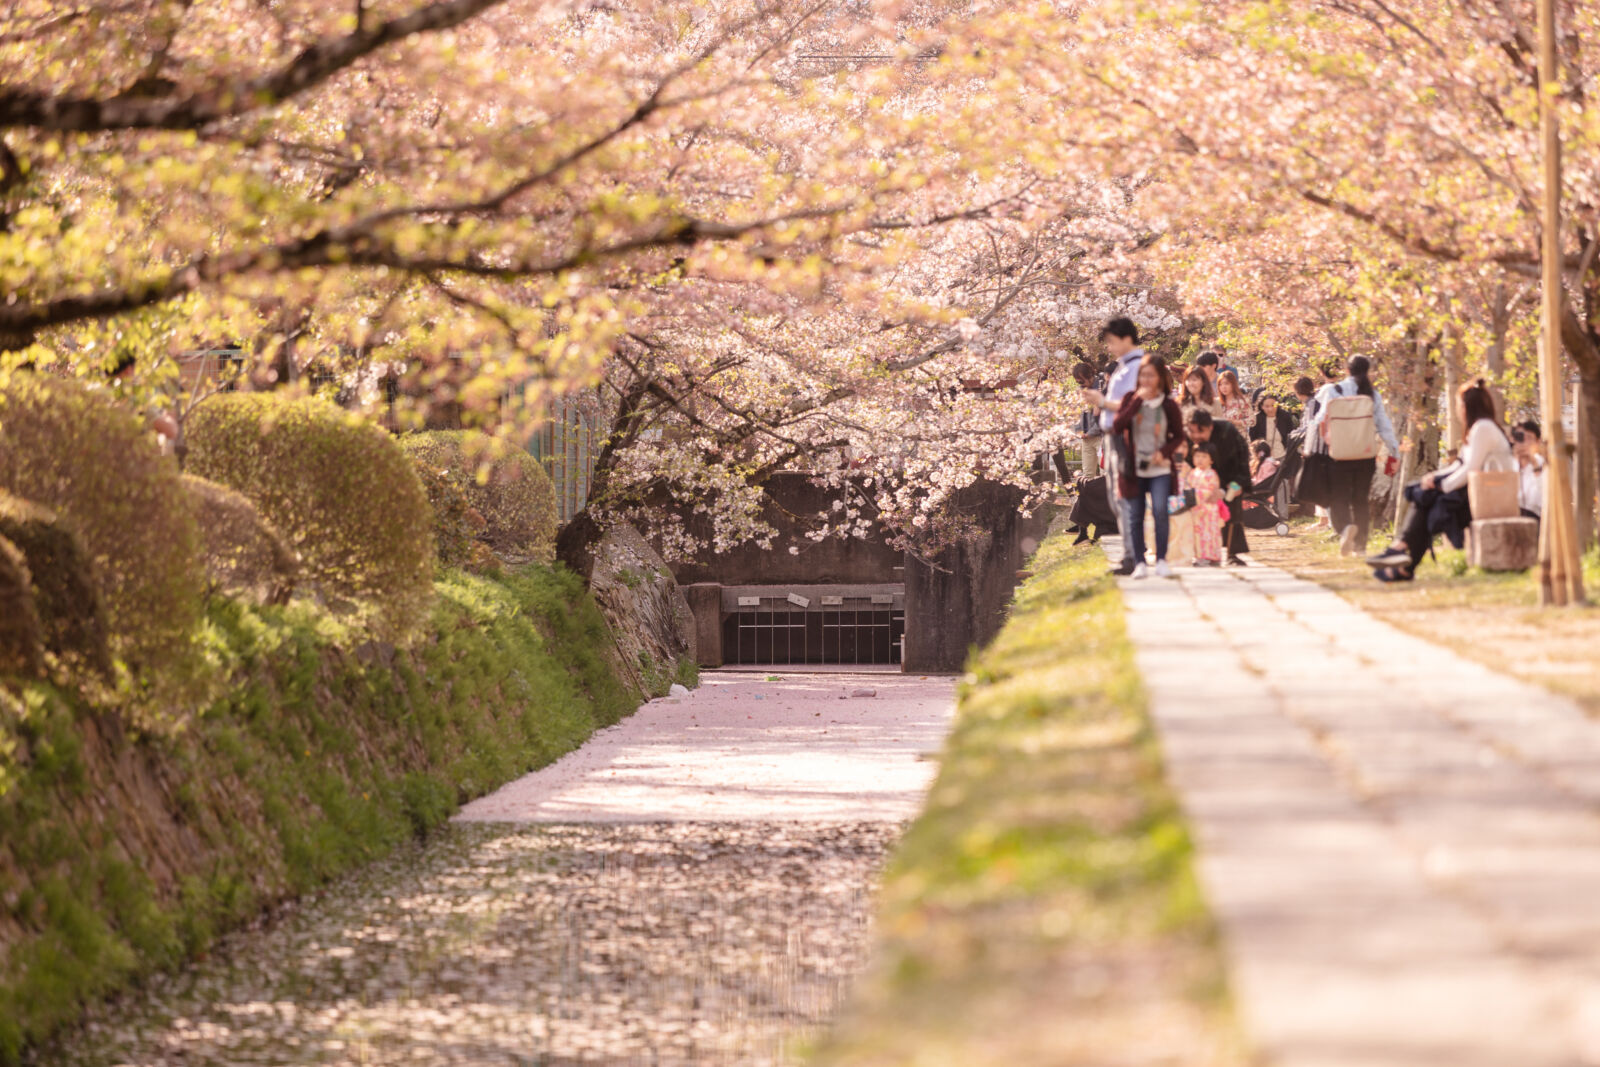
(2, 0), (1591, 562)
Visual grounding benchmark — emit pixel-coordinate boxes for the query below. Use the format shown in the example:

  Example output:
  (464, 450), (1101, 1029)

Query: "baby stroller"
(1237, 451), (1298, 536)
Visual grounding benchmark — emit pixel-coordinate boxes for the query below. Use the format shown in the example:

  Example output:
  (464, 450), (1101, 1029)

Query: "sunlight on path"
(457, 673), (954, 823)
(1111, 540), (1600, 1067)
(51, 674), (955, 1066)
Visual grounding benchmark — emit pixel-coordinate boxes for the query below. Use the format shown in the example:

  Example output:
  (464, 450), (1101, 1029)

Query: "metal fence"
(528, 397), (600, 522)
(721, 588), (905, 666)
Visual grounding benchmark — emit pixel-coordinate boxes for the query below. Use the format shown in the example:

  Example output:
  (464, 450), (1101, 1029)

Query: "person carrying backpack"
(1310, 356), (1400, 556)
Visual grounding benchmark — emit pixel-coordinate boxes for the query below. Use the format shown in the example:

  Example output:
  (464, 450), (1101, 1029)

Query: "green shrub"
(406, 457), (484, 570)
(0, 535), (44, 678)
(180, 476), (299, 606)
(186, 393), (434, 639)
(0, 562), (640, 1062)
(0, 493), (112, 678)
(398, 431), (557, 562)
(0, 375), (200, 680)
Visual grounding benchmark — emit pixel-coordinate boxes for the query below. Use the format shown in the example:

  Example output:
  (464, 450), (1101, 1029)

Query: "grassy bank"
(1253, 525), (1600, 716)
(812, 536), (1240, 1067)
(0, 565), (661, 1063)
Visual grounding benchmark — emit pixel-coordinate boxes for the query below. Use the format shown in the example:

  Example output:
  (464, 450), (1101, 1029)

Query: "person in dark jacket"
(1185, 409), (1253, 565)
(1109, 354), (1185, 578)
(1251, 394), (1297, 519)
(1250, 395), (1296, 461)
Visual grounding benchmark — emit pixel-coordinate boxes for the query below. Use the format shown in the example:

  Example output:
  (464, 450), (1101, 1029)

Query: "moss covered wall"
(0, 565), (649, 1063)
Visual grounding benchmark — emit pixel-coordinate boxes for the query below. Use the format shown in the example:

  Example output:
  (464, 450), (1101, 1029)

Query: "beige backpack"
(1323, 393), (1377, 461)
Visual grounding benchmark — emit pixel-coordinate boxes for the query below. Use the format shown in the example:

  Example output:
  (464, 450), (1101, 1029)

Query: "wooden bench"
(1466, 517), (1539, 572)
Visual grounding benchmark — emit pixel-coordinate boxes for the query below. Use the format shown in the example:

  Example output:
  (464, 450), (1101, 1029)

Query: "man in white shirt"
(1085, 317), (1147, 575)
(1513, 421), (1545, 520)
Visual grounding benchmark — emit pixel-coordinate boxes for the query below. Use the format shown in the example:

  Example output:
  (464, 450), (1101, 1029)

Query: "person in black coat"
(1185, 409), (1253, 564)
(1250, 395), (1296, 459)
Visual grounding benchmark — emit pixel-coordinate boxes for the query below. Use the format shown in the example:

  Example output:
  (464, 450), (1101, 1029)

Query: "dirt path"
(47, 673), (955, 1066)
(1114, 546), (1600, 1066)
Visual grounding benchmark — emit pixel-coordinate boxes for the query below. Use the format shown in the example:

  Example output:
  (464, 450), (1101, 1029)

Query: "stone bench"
(1466, 516), (1539, 572)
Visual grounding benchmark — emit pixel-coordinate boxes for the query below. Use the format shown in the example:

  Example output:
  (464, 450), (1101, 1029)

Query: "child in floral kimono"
(1187, 443), (1225, 566)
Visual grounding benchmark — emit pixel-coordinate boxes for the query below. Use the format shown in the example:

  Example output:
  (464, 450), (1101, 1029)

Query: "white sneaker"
(1131, 563), (1150, 580)
(1154, 560), (1173, 579)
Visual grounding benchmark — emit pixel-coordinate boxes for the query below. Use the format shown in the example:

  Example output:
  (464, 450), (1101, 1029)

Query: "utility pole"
(1537, 0), (1585, 605)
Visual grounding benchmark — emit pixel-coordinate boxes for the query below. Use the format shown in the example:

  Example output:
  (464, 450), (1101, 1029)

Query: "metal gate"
(721, 586), (905, 666)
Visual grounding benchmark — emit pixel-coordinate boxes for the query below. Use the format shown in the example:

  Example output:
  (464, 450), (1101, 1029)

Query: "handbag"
(1468, 470), (1519, 520)
(1168, 488), (1198, 516)
(1107, 426), (1133, 475)
(1295, 451), (1335, 508)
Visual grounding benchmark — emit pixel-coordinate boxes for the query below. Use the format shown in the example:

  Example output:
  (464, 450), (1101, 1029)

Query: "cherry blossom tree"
(1029, 1), (1598, 482)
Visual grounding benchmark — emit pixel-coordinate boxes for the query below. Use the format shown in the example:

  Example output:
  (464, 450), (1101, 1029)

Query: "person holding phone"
(1099, 354), (1185, 578)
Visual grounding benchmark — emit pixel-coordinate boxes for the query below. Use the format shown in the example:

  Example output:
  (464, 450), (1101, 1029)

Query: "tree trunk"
(553, 381), (648, 583)
(555, 506), (607, 583)
(0, 326), (36, 355)
(1580, 372), (1600, 551)
(1487, 281), (1511, 377)
(1385, 331), (1440, 532)
(1444, 329), (1464, 445)
(1563, 278), (1600, 553)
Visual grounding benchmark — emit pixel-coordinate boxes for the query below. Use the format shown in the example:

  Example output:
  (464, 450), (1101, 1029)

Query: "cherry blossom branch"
(0, 207), (840, 334)
(0, 0), (511, 131)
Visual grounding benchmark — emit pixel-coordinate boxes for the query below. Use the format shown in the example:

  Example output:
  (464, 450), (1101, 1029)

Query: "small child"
(1251, 439), (1280, 482)
(1187, 443), (1224, 566)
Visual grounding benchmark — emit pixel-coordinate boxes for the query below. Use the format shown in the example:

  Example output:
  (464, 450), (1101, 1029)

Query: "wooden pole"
(1537, 0), (1585, 605)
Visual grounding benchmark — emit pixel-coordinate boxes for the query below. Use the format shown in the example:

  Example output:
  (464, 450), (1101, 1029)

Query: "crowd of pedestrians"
(1079, 319), (1256, 577)
(1064, 318), (1552, 584)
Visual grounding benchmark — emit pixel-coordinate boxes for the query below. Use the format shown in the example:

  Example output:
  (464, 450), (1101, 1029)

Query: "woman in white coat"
(1366, 379), (1512, 582)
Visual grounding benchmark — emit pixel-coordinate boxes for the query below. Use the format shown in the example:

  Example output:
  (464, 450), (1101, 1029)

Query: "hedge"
(181, 475), (300, 606)
(407, 455), (488, 570)
(0, 536), (42, 678)
(0, 374), (201, 686)
(399, 431), (558, 563)
(187, 393), (434, 640)
(0, 493), (112, 678)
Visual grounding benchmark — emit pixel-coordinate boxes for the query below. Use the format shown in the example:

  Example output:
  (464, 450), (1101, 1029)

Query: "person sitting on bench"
(1366, 379), (1511, 582)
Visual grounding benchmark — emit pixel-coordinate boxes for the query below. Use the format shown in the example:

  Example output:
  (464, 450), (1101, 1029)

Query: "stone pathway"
(48, 673), (954, 1066)
(1113, 546), (1600, 1067)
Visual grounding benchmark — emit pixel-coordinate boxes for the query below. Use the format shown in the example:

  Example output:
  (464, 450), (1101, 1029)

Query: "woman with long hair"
(1110, 354), (1185, 579)
(1216, 369), (1251, 431)
(1179, 367), (1219, 421)
(1367, 379), (1511, 581)
(1251, 394), (1295, 460)
(1311, 355), (1400, 556)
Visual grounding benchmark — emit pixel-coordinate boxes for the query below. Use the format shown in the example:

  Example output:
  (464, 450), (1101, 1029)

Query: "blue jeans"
(1123, 472), (1172, 564)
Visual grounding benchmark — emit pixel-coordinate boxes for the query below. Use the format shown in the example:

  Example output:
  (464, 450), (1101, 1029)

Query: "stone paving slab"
(1109, 544), (1600, 1066)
